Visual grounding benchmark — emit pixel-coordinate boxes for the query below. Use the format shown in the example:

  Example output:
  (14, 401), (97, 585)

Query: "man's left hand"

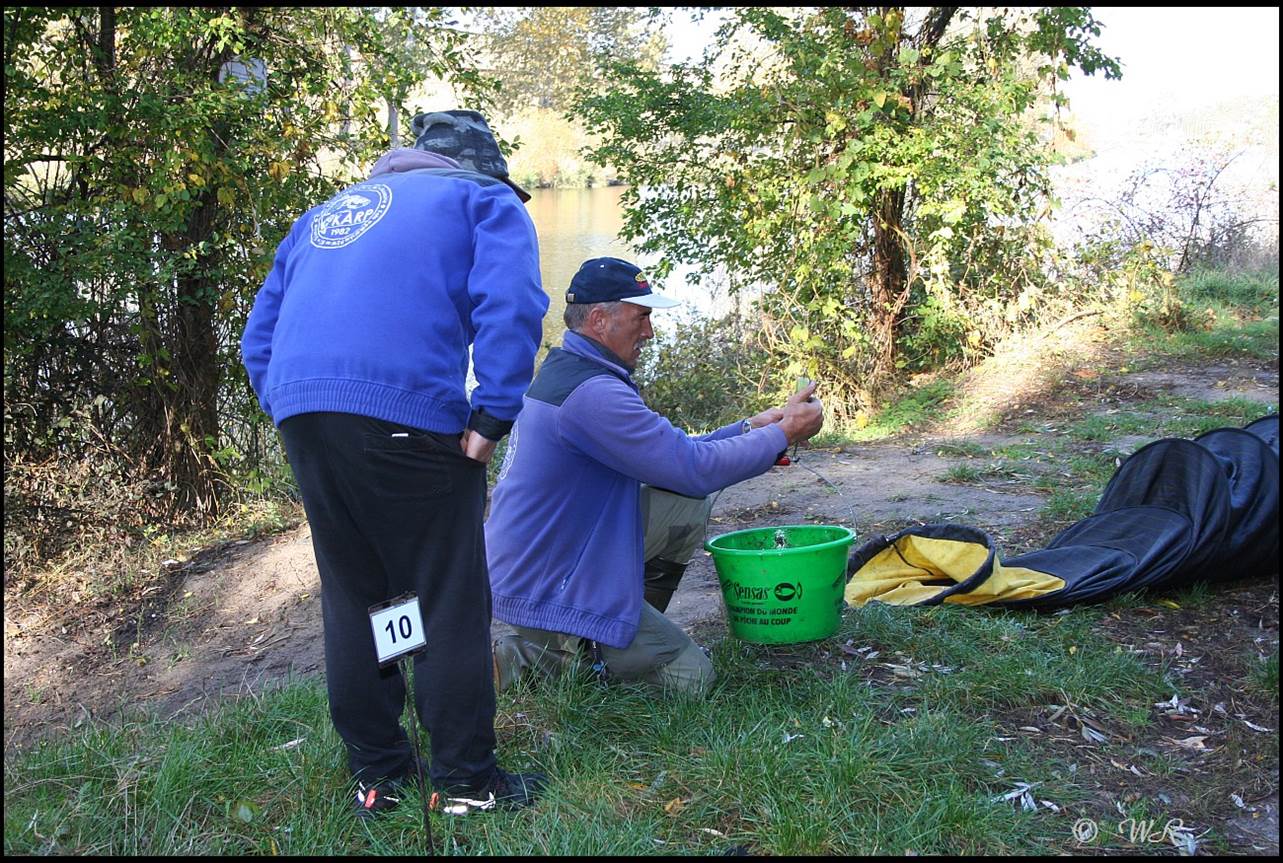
(747, 408), (784, 429)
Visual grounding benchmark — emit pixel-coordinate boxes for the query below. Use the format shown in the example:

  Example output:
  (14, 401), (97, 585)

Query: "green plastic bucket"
(705, 525), (855, 644)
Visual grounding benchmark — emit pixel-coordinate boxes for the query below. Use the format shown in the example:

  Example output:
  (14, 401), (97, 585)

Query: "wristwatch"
(740, 418), (753, 434)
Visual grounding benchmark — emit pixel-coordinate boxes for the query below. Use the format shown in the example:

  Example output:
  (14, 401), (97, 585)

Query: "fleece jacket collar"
(368, 147), (461, 178)
(562, 331), (639, 391)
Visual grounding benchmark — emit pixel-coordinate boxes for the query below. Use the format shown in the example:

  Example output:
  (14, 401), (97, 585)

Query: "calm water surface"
(466, 187), (741, 393)
(524, 186), (731, 350)
(526, 186), (636, 348)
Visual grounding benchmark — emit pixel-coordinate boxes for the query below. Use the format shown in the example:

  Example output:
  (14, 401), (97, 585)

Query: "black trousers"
(278, 412), (497, 788)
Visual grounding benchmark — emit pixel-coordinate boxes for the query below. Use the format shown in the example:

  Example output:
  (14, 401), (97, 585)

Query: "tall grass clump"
(1180, 268), (1279, 316)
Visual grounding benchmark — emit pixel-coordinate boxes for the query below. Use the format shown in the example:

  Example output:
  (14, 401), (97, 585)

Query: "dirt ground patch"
(4, 323), (1278, 852)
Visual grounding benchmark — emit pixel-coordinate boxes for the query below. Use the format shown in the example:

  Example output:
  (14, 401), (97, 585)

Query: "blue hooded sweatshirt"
(241, 149), (548, 436)
(486, 331), (789, 648)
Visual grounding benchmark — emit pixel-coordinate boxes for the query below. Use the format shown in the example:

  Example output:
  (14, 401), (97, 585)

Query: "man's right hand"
(777, 380), (824, 445)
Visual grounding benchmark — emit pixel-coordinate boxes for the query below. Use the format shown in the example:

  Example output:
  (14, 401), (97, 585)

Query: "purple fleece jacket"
(485, 331), (788, 648)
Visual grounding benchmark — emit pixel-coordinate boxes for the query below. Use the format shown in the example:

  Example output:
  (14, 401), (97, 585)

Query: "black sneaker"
(353, 779), (404, 819)
(352, 758), (425, 820)
(488, 767), (546, 808)
(435, 767), (547, 814)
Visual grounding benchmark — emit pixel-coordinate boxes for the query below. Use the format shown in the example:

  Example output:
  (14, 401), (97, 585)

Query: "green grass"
(845, 380), (955, 442)
(1124, 268), (1278, 364)
(989, 442), (1045, 461)
(1248, 647), (1279, 701)
(1126, 310), (1278, 366)
(928, 373), (1276, 520)
(933, 441), (989, 458)
(810, 381), (956, 447)
(4, 604), (1170, 856)
(939, 461), (1032, 485)
(1161, 318), (1279, 361)
(1169, 581), (1214, 609)
(941, 463), (984, 483)
(1041, 488), (1098, 523)
(8, 267), (1275, 854)
(1063, 454), (1119, 487)
(1148, 396), (1277, 431)
(1091, 396), (1280, 443)
(1065, 412), (1157, 443)
(1045, 395), (1275, 520)
(1181, 269), (1279, 313)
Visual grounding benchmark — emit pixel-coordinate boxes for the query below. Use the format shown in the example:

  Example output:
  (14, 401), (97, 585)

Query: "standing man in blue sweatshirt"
(241, 110), (549, 817)
(486, 257), (824, 696)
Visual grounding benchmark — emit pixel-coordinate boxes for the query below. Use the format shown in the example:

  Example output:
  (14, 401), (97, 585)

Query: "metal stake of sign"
(398, 655), (434, 855)
(369, 593), (433, 853)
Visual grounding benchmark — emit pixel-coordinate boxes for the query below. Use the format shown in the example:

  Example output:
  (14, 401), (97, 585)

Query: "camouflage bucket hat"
(411, 110), (531, 203)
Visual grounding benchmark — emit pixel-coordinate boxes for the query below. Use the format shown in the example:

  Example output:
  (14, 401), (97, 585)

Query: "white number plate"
(369, 593), (426, 666)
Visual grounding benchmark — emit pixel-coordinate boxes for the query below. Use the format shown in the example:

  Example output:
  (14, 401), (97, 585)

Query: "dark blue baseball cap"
(565, 257), (680, 308)
(411, 110), (531, 202)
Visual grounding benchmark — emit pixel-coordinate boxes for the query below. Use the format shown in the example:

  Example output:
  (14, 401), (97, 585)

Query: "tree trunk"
(137, 66), (235, 518)
(870, 188), (908, 381)
(168, 187), (224, 515)
(96, 7), (115, 78)
(865, 8), (912, 384)
(862, 6), (958, 385)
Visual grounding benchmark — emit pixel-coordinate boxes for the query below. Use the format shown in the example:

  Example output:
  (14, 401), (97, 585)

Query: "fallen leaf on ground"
(993, 783), (1037, 811)
(1080, 725), (1108, 744)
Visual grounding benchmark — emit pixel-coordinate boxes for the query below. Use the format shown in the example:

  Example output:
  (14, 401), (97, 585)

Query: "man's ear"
(586, 304), (608, 336)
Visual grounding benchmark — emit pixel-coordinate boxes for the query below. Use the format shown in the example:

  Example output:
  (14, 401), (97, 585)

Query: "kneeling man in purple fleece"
(486, 257), (824, 696)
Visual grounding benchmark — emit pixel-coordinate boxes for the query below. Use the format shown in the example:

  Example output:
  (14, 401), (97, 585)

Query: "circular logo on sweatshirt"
(497, 421), (518, 483)
(310, 183), (392, 249)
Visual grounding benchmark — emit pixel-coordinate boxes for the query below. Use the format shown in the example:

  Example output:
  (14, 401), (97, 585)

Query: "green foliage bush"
(635, 312), (961, 441)
(899, 292), (972, 371)
(581, 7), (1120, 409)
(635, 314), (778, 433)
(4, 8), (489, 547)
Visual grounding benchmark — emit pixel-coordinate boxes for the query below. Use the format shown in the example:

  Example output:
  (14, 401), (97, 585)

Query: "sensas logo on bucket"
(729, 582), (802, 604)
(728, 583), (771, 604)
(774, 582), (803, 602)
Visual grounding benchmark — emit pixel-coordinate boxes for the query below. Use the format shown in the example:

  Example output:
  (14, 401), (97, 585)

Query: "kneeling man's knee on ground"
(655, 639), (715, 697)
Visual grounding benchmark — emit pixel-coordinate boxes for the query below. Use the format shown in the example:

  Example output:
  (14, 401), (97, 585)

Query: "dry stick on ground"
(1043, 310), (1104, 338)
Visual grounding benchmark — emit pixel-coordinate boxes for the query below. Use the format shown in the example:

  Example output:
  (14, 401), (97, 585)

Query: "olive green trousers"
(493, 486), (716, 696)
